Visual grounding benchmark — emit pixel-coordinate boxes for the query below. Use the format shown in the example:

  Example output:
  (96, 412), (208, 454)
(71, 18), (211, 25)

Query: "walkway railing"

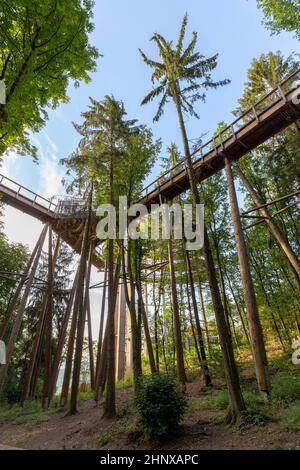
(0, 173), (57, 213)
(140, 67), (300, 199)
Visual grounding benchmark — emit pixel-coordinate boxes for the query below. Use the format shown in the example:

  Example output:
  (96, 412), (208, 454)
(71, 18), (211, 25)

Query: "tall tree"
(257, 0), (300, 40)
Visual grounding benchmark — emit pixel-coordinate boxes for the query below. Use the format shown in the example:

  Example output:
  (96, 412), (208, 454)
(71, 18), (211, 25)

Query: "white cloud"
(38, 157), (64, 199)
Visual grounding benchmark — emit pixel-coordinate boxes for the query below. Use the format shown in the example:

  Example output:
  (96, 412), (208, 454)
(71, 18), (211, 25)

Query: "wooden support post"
(95, 263), (107, 385)
(49, 266), (80, 402)
(21, 233), (60, 406)
(0, 225), (48, 394)
(224, 155), (270, 399)
(235, 164), (300, 282)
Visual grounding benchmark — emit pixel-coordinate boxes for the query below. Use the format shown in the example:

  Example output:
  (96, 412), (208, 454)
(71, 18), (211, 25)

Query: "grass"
(271, 373), (300, 406)
(0, 400), (55, 425)
(116, 374), (134, 390)
(96, 431), (110, 447)
(281, 401), (300, 430)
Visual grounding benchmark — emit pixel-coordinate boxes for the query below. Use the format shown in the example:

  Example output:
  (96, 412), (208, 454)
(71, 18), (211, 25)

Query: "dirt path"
(0, 380), (299, 450)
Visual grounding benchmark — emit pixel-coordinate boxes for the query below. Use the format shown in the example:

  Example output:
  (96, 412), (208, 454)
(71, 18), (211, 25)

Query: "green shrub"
(96, 431), (110, 447)
(271, 373), (300, 406)
(116, 374), (134, 390)
(135, 374), (187, 441)
(281, 401), (300, 430)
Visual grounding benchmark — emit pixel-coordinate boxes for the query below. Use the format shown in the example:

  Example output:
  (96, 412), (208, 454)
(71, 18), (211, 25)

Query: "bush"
(281, 401), (300, 430)
(135, 374), (187, 442)
(271, 373), (300, 406)
(96, 431), (110, 447)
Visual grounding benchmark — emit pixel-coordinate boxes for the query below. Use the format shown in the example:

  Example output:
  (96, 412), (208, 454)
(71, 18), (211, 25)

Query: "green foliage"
(271, 373), (300, 405)
(135, 374), (187, 441)
(281, 401), (300, 430)
(116, 374), (134, 390)
(0, 0), (99, 159)
(139, 13), (229, 122)
(0, 399), (53, 424)
(240, 409), (273, 427)
(96, 431), (110, 447)
(199, 390), (229, 411)
(0, 228), (28, 319)
(257, 0), (300, 40)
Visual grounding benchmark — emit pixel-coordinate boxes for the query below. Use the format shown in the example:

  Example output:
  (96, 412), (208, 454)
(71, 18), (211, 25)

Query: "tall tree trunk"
(185, 249), (212, 386)
(42, 228), (55, 408)
(85, 244), (95, 389)
(172, 86), (245, 419)
(197, 279), (212, 357)
(167, 236), (186, 390)
(94, 264), (108, 399)
(236, 164), (300, 283)
(103, 252), (121, 417)
(69, 189), (93, 415)
(49, 266), (79, 402)
(224, 156), (270, 400)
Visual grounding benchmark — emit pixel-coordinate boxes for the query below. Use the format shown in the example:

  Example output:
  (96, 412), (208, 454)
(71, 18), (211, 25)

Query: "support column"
(224, 155), (270, 398)
(0, 225), (48, 394)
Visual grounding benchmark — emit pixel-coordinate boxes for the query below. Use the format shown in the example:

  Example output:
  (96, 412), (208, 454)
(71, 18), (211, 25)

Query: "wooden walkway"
(0, 174), (103, 269)
(141, 69), (300, 207)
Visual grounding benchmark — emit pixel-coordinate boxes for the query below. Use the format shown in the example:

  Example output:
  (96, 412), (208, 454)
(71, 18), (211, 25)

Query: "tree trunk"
(95, 263), (107, 383)
(224, 156), (270, 400)
(69, 189), (93, 415)
(185, 249), (212, 386)
(42, 228), (56, 408)
(167, 237), (186, 390)
(49, 266), (79, 402)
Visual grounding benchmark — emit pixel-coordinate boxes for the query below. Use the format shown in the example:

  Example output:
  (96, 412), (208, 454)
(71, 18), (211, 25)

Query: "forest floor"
(0, 353), (300, 450)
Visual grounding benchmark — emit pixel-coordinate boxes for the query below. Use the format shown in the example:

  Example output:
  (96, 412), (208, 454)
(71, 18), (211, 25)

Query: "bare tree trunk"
(85, 244), (95, 389)
(95, 263), (107, 382)
(197, 279), (212, 357)
(0, 225), (48, 393)
(49, 267), (79, 402)
(236, 164), (300, 282)
(167, 237), (186, 390)
(69, 190), (93, 415)
(224, 156), (270, 400)
(42, 228), (54, 408)
(185, 249), (212, 386)
(103, 254), (121, 417)
(141, 297), (156, 374)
